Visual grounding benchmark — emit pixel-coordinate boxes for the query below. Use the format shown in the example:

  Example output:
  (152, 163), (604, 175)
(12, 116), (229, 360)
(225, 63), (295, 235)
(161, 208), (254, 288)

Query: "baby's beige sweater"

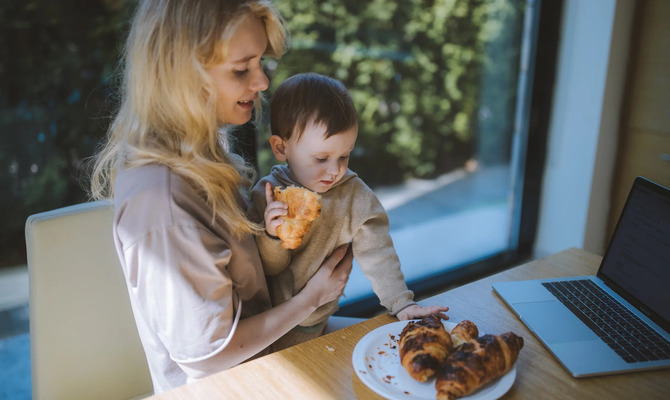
(248, 165), (415, 326)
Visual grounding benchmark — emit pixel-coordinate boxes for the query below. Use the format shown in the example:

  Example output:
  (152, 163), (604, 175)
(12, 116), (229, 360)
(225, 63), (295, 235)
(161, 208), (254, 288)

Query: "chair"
(25, 200), (154, 400)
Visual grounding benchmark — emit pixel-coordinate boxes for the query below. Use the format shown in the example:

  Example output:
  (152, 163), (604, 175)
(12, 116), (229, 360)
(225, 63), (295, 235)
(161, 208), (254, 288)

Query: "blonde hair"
(90, 0), (288, 237)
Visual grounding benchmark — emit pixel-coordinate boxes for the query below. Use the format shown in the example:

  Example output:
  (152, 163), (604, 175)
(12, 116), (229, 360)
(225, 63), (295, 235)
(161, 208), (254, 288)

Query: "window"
(0, 0), (131, 269)
(253, 0), (562, 316)
(0, 1), (561, 317)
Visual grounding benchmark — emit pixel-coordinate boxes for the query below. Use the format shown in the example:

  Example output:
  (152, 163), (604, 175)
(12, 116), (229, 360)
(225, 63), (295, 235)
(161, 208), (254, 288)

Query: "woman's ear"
(269, 135), (287, 162)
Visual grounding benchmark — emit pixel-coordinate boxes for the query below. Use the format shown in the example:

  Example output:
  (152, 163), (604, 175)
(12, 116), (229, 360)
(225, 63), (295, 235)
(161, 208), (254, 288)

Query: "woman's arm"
(178, 243), (353, 377)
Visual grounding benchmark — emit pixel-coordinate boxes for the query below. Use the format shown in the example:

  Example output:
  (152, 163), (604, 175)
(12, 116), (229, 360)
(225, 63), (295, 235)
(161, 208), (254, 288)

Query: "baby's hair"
(270, 73), (358, 141)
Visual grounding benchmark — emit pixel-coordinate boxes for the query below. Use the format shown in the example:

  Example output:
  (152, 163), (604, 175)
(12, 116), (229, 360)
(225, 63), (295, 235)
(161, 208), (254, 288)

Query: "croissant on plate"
(450, 320), (479, 348)
(399, 314), (454, 382)
(273, 186), (321, 249)
(435, 332), (524, 400)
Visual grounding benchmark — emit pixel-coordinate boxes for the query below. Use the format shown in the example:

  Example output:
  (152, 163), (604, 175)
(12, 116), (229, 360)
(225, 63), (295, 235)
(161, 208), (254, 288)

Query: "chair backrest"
(25, 200), (153, 400)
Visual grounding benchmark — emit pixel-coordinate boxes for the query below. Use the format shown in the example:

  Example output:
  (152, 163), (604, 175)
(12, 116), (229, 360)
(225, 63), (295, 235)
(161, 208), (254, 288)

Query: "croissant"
(399, 314), (454, 382)
(435, 332), (524, 400)
(450, 320), (479, 348)
(273, 186), (321, 249)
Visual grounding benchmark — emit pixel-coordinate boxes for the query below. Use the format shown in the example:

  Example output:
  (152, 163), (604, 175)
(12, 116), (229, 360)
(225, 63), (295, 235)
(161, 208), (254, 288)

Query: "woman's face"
(207, 16), (269, 125)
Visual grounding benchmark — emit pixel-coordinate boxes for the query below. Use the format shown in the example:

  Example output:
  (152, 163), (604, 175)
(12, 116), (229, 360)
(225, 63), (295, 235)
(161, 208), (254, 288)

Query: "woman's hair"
(90, 0), (288, 237)
(270, 72), (358, 141)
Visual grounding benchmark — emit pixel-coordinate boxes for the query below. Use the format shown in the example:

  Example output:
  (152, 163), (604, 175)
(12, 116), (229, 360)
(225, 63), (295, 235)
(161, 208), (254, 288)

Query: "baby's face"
(283, 120), (357, 193)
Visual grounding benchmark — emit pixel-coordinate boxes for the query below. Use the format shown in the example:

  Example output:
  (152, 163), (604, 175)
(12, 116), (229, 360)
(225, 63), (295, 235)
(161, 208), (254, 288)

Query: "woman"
(90, 0), (352, 393)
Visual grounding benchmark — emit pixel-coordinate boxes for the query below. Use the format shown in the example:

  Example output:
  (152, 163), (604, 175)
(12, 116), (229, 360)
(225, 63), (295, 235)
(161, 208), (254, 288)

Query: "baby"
(248, 73), (448, 350)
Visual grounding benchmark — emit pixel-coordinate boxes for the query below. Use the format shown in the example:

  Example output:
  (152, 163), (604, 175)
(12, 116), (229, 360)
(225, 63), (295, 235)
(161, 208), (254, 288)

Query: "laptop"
(493, 176), (670, 377)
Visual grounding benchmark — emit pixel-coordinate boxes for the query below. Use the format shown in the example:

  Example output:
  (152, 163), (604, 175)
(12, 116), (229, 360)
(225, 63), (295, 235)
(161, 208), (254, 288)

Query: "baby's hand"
(396, 304), (449, 321)
(264, 182), (287, 238)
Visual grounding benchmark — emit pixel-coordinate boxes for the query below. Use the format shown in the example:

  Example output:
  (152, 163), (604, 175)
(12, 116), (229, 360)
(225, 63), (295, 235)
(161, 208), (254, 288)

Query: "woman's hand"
(396, 304), (449, 321)
(263, 182), (287, 238)
(300, 243), (354, 307)
(184, 243), (353, 376)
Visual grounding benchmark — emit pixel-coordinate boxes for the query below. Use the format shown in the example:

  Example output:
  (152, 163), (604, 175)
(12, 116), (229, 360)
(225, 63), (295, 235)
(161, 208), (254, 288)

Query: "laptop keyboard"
(543, 279), (670, 363)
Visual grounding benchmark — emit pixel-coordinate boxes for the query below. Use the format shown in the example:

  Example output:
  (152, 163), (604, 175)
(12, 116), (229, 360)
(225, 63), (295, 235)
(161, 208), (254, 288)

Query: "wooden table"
(149, 248), (670, 399)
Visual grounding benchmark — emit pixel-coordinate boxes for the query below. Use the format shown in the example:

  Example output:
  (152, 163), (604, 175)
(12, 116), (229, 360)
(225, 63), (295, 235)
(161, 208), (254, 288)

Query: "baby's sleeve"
(247, 178), (292, 275)
(351, 188), (416, 315)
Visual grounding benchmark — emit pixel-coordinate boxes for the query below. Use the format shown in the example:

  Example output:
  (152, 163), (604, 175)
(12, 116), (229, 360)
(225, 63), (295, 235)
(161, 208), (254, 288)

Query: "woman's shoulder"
(114, 164), (209, 232)
(116, 164), (193, 203)
(116, 163), (170, 191)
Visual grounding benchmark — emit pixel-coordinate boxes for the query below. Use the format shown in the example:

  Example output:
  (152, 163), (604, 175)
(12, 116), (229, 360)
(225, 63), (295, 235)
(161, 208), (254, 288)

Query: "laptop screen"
(598, 177), (670, 332)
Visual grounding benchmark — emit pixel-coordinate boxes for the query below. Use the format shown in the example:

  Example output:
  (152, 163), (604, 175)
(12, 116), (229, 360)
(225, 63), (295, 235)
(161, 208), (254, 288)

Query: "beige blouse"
(113, 164), (271, 393)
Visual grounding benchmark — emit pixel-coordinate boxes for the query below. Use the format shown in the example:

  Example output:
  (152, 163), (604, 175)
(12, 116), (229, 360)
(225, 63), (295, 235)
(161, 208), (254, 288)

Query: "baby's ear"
(269, 135), (287, 162)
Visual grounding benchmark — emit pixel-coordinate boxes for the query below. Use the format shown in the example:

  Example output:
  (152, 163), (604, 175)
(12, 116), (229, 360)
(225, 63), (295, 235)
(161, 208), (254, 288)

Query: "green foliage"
(259, 0), (525, 185)
(0, 0), (525, 268)
(0, 0), (132, 267)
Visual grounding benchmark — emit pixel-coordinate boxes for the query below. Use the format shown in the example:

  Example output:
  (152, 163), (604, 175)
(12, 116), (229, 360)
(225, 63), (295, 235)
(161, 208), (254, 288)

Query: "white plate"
(352, 320), (516, 400)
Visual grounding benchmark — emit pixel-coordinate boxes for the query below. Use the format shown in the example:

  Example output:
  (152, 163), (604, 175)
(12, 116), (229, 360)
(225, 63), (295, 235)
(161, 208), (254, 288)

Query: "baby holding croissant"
(248, 73), (449, 350)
